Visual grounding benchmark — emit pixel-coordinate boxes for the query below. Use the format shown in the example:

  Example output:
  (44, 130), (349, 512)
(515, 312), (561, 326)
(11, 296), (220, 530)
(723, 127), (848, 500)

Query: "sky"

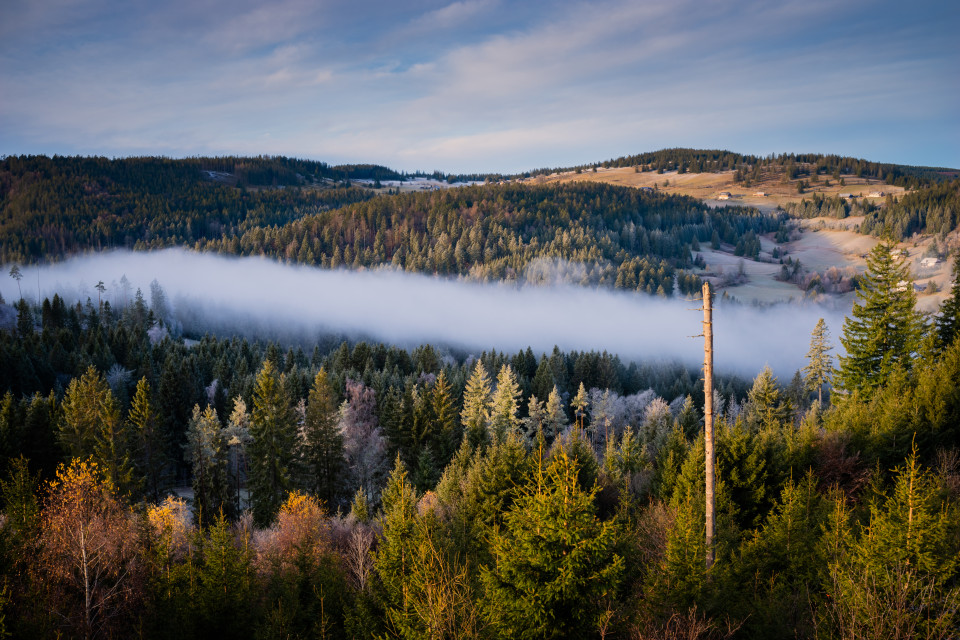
(0, 0), (957, 174)
(0, 249), (848, 376)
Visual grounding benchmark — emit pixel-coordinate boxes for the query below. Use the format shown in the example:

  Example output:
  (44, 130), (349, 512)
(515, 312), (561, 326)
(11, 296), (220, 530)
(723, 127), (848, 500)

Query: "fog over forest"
(2, 249), (847, 375)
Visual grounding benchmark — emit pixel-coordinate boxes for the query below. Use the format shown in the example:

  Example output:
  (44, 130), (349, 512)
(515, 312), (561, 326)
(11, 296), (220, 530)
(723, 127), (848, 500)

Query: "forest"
(519, 148), (959, 188)
(1, 232), (959, 638)
(782, 178), (960, 240)
(1, 152), (960, 638)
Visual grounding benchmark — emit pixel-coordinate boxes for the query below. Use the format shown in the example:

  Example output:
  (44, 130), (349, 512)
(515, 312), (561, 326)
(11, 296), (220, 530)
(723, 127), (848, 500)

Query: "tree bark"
(703, 282), (715, 570)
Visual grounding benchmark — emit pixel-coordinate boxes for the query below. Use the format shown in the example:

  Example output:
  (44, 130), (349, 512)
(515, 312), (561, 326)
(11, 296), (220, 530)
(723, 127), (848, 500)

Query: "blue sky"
(1, 0), (957, 173)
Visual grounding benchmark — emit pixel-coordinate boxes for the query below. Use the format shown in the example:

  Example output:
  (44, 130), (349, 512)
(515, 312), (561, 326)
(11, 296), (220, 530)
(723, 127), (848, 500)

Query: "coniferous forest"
(1, 154), (960, 639)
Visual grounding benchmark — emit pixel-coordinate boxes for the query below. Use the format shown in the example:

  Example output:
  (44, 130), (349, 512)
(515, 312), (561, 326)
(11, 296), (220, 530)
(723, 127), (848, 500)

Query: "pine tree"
(249, 360), (297, 525)
(836, 241), (925, 396)
(489, 364), (521, 444)
(804, 318), (834, 404)
(460, 360), (492, 450)
(936, 250), (960, 349)
(299, 368), (344, 508)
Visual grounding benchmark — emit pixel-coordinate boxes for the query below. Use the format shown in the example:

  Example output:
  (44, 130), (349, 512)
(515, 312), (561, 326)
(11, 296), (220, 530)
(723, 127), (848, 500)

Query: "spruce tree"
(489, 364), (521, 444)
(430, 371), (459, 468)
(836, 241), (924, 396)
(571, 382), (589, 431)
(460, 360), (492, 450)
(128, 376), (170, 501)
(59, 365), (111, 459)
(744, 366), (788, 431)
(543, 385), (568, 443)
(92, 392), (138, 499)
(936, 250), (960, 349)
(481, 449), (624, 638)
(249, 360), (297, 525)
(803, 318), (834, 404)
(184, 404), (231, 520)
(300, 368), (344, 508)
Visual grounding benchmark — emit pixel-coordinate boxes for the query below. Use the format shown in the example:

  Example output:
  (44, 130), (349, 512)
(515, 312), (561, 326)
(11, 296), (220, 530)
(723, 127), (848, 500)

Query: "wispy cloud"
(1, 0), (956, 171)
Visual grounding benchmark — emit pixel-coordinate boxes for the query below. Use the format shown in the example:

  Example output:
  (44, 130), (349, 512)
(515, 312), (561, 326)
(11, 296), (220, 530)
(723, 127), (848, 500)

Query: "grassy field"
(522, 167), (906, 213)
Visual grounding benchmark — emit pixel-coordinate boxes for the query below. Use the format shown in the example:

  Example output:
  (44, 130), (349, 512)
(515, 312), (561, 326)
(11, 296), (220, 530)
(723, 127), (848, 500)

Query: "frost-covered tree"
(489, 364), (521, 444)
(640, 397), (673, 458)
(340, 379), (387, 505)
(744, 366), (789, 431)
(461, 360), (492, 450)
(543, 386), (568, 443)
(522, 395), (546, 444)
(571, 382), (589, 431)
(224, 396), (252, 515)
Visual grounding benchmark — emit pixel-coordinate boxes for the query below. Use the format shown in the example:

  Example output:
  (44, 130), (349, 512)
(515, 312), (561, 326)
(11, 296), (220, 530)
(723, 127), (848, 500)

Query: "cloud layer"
(2, 249), (848, 376)
(1, 0), (957, 172)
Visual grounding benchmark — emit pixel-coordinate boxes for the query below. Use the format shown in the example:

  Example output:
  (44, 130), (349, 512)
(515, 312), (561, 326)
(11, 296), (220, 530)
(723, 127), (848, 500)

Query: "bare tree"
(9, 265), (22, 300)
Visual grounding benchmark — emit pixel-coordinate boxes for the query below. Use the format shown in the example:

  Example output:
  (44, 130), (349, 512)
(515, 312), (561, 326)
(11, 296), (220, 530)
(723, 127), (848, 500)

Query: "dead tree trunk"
(702, 281), (715, 570)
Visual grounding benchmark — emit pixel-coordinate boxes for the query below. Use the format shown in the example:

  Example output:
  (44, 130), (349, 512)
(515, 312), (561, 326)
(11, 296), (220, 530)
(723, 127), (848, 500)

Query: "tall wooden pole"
(702, 281), (715, 570)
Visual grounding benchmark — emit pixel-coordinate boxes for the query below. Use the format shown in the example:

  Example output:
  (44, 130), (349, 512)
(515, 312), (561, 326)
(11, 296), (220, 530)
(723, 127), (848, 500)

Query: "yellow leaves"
(147, 495), (193, 557)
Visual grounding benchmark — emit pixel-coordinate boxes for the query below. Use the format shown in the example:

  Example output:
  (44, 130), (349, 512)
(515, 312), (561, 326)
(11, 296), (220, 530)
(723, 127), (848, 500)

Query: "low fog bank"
(2, 249), (849, 376)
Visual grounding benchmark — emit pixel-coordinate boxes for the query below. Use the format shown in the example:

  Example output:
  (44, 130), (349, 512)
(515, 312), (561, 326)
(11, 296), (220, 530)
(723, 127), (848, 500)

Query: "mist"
(3, 249), (849, 377)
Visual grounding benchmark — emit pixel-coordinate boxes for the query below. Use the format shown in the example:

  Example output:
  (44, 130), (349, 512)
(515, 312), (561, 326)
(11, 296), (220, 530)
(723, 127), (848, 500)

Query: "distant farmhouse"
(717, 191), (732, 200)
(920, 257), (939, 268)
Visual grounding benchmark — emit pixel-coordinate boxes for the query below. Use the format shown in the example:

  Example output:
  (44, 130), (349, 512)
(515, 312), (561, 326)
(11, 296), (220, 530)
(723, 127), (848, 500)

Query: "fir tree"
(804, 318), (834, 405)
(299, 368), (344, 508)
(430, 370), (460, 469)
(489, 364), (521, 444)
(543, 386), (568, 443)
(59, 365), (112, 460)
(128, 377), (170, 502)
(744, 366), (788, 432)
(460, 360), (492, 450)
(481, 449), (624, 638)
(571, 382), (589, 431)
(836, 241), (925, 396)
(184, 404), (230, 520)
(93, 392), (138, 499)
(936, 250), (960, 349)
(249, 360), (297, 525)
